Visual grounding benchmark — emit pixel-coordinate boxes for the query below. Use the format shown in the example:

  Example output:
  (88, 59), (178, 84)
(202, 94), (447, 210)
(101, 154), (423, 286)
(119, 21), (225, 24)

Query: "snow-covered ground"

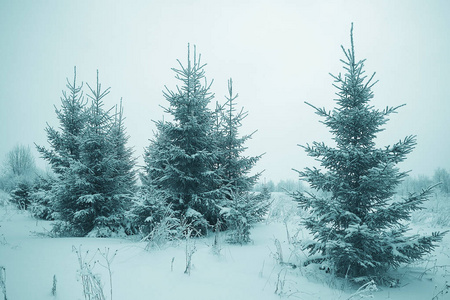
(0, 193), (449, 300)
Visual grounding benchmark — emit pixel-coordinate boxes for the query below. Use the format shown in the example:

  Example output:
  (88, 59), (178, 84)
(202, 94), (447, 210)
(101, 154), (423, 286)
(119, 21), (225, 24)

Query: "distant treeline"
(255, 168), (450, 195)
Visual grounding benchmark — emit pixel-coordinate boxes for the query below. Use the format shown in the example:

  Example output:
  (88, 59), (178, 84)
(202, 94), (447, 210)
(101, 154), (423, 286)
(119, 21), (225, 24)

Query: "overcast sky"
(1, 0), (449, 182)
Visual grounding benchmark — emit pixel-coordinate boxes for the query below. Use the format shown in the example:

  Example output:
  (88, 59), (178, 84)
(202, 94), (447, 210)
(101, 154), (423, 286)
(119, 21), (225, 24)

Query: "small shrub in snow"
(10, 181), (32, 210)
(273, 239), (284, 265)
(97, 248), (117, 300)
(0, 234), (6, 246)
(273, 267), (301, 298)
(51, 274), (57, 296)
(221, 191), (271, 244)
(221, 205), (250, 244)
(73, 245), (108, 300)
(432, 282), (450, 300)
(183, 207), (209, 236)
(130, 189), (183, 249)
(346, 280), (378, 299)
(274, 268), (287, 296)
(0, 266), (6, 300)
(211, 220), (223, 256)
(266, 193), (300, 243)
(183, 227), (197, 276)
(29, 190), (55, 221)
(88, 214), (128, 238)
(142, 208), (181, 250)
(27, 175), (57, 221)
(266, 193), (298, 224)
(128, 188), (170, 235)
(51, 220), (84, 237)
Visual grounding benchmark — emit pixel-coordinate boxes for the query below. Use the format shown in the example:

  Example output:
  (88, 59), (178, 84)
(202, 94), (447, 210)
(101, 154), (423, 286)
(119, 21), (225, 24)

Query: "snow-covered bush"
(221, 191), (271, 244)
(220, 205), (250, 244)
(129, 189), (173, 233)
(10, 180), (33, 210)
(0, 144), (37, 193)
(183, 207), (210, 236)
(129, 188), (189, 248)
(0, 266), (6, 300)
(183, 227), (197, 275)
(28, 175), (57, 220)
(29, 189), (55, 220)
(51, 220), (81, 237)
(88, 213), (129, 238)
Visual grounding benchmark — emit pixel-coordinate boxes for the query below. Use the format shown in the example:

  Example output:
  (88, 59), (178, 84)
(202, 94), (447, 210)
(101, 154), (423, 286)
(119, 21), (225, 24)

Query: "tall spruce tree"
(110, 99), (137, 196)
(73, 72), (117, 234)
(293, 25), (447, 282)
(219, 79), (262, 196)
(36, 68), (89, 233)
(212, 80), (267, 243)
(72, 71), (136, 235)
(38, 69), (135, 236)
(142, 45), (222, 227)
(36, 67), (87, 174)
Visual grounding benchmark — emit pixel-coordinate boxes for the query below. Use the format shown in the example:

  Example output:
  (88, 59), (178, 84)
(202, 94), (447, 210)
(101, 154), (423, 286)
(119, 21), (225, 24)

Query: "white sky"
(1, 0), (449, 182)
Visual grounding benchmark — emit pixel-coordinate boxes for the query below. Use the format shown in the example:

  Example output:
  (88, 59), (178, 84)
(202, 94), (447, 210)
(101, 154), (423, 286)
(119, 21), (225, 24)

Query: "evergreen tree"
(28, 173), (56, 220)
(143, 45), (222, 228)
(219, 79), (262, 196)
(36, 68), (89, 234)
(72, 71), (135, 236)
(292, 25), (447, 282)
(72, 72), (117, 235)
(10, 181), (32, 210)
(110, 99), (137, 196)
(38, 69), (135, 236)
(36, 67), (87, 174)
(215, 80), (267, 243)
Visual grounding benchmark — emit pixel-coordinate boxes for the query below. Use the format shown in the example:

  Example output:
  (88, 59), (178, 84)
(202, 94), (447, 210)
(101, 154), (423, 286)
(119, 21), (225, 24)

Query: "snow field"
(1, 193), (449, 300)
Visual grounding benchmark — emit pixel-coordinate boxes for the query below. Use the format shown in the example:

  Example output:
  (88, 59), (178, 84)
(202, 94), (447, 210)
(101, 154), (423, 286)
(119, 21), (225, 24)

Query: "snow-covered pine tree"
(216, 79), (267, 242)
(38, 69), (135, 236)
(292, 24), (447, 282)
(219, 79), (262, 196)
(36, 68), (89, 233)
(212, 100), (226, 188)
(142, 45), (222, 230)
(74, 71), (135, 236)
(36, 67), (87, 174)
(110, 99), (137, 197)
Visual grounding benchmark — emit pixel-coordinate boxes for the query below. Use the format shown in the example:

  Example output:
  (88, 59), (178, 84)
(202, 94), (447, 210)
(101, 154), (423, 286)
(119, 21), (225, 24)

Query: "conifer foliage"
(216, 80), (267, 243)
(36, 67), (87, 175)
(141, 46), (265, 237)
(293, 25), (447, 282)
(142, 45), (221, 228)
(218, 79), (262, 197)
(37, 68), (136, 236)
